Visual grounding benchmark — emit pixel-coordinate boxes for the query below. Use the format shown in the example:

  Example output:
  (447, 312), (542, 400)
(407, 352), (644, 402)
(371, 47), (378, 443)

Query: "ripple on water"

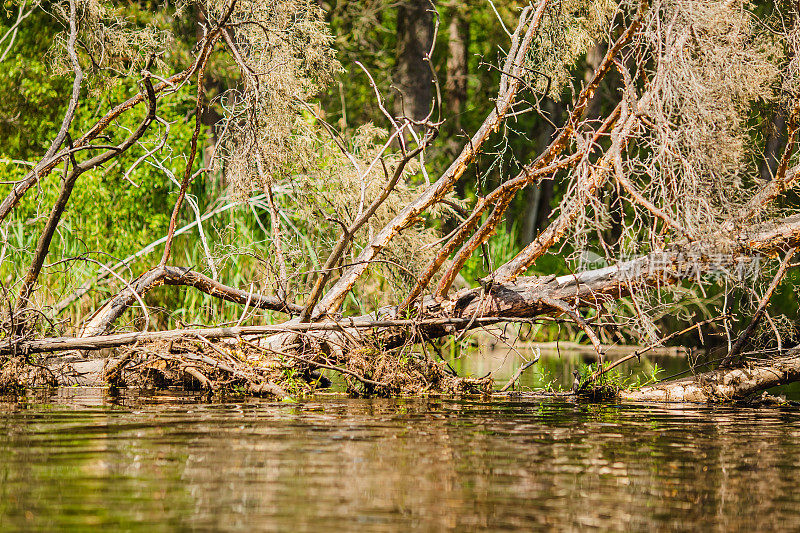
(1, 390), (800, 531)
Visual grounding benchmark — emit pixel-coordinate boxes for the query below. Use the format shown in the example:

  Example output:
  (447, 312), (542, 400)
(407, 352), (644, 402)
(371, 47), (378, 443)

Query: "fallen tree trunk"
(4, 248), (781, 356)
(620, 350), (800, 402)
(3, 249), (705, 356)
(4, 318), (503, 355)
(12, 208), (800, 355)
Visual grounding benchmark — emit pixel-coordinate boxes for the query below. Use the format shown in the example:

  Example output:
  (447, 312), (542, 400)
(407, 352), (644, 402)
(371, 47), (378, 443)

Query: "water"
(2, 389), (800, 531)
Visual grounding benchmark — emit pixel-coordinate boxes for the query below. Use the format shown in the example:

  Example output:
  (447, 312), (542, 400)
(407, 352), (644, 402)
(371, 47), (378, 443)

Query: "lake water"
(2, 388), (800, 531)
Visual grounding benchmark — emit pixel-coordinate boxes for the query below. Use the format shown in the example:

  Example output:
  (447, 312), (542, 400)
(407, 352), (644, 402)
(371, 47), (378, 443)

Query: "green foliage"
(574, 360), (663, 394)
(0, 12), (68, 156)
(0, 3), (217, 329)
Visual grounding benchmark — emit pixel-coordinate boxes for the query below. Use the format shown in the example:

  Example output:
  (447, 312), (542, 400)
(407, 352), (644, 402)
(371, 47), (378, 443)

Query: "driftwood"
(621, 350), (800, 403)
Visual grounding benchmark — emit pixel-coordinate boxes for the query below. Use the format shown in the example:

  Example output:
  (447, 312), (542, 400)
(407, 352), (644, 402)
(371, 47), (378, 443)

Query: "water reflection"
(454, 342), (691, 392)
(2, 390), (800, 531)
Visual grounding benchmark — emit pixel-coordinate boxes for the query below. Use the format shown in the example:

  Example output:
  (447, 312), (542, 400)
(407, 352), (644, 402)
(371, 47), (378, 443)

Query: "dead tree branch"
(721, 246), (797, 367)
(14, 74), (157, 332)
(159, 41), (216, 266)
(313, 5), (549, 315)
(80, 265), (302, 338)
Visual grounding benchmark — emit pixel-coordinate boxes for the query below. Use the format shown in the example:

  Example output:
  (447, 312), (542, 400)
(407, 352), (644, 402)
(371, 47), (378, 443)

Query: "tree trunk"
(760, 106), (787, 182)
(621, 350), (800, 402)
(445, 7), (468, 135)
(394, 0), (434, 121)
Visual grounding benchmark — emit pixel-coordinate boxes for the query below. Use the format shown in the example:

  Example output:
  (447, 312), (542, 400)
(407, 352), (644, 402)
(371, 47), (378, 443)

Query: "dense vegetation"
(0, 0), (798, 399)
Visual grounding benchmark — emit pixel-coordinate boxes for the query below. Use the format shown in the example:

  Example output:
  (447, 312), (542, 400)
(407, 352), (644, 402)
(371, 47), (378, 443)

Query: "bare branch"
(315, 7), (549, 315)
(721, 246), (797, 366)
(80, 264), (302, 338)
